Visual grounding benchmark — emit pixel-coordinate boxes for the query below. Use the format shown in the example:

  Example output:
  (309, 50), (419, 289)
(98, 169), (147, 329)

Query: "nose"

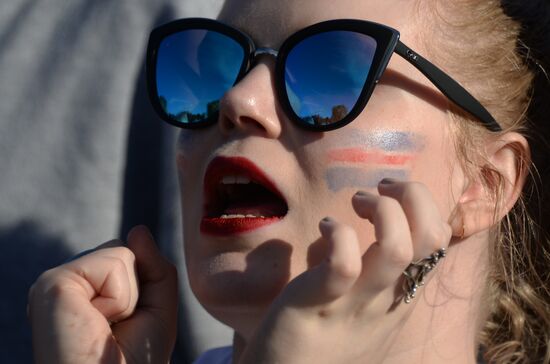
(218, 58), (283, 138)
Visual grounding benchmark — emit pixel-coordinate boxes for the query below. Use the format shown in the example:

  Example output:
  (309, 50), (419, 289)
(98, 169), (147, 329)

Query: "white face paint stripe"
(334, 128), (425, 152)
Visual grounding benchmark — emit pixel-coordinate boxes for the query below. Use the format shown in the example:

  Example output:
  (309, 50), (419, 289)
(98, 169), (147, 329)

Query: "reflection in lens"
(156, 29), (244, 124)
(285, 31), (377, 125)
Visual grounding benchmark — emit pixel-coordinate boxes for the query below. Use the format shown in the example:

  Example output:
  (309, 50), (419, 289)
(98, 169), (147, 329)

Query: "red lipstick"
(201, 156), (287, 236)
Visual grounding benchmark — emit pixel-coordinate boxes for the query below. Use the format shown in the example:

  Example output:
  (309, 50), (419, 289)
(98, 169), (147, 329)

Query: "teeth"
(221, 176), (236, 184)
(236, 176), (251, 184)
(220, 214), (245, 219)
(221, 175), (251, 184)
(220, 214), (267, 219)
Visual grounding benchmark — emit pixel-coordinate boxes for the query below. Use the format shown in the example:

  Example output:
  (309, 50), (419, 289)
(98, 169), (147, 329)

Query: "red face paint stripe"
(328, 148), (413, 165)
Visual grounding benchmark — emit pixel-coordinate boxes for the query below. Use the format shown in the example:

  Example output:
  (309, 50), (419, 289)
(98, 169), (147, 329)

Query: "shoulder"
(192, 346), (233, 364)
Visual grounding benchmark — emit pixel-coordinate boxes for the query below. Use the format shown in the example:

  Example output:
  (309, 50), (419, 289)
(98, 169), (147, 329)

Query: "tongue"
(223, 200), (286, 217)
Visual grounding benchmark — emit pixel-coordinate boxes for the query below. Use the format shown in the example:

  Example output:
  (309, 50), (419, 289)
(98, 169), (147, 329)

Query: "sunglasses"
(146, 18), (501, 132)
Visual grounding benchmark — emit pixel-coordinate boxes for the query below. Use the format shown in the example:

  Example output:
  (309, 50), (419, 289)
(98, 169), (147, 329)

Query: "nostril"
(238, 116), (269, 133)
(220, 114), (268, 134)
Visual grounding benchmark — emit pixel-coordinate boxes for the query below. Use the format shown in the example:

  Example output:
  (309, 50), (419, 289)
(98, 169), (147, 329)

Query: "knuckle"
(328, 257), (360, 280)
(387, 243), (414, 267)
(30, 273), (78, 303)
(41, 280), (72, 300)
(105, 256), (129, 274)
(113, 294), (132, 315)
(421, 224), (452, 250)
(30, 268), (60, 294)
(107, 246), (136, 265)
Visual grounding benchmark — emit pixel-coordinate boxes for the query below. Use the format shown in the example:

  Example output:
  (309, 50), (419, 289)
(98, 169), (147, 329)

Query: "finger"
(28, 264), (126, 363)
(352, 191), (413, 293)
(111, 226), (179, 361)
(377, 179), (452, 259)
(278, 218), (361, 308)
(60, 250), (136, 323)
(122, 226), (178, 332)
(317, 218), (363, 299)
(63, 239), (139, 322)
(92, 245), (139, 322)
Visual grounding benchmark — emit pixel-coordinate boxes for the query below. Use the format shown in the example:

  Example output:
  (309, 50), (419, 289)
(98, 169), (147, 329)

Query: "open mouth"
(201, 156), (288, 235)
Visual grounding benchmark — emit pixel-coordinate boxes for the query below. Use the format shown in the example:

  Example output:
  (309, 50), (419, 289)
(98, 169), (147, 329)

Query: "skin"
(175, 0), (477, 362)
(28, 0), (529, 363)
(324, 129), (422, 191)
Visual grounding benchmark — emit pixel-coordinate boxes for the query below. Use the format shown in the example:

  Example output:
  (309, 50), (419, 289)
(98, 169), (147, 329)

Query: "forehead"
(218, 0), (419, 48)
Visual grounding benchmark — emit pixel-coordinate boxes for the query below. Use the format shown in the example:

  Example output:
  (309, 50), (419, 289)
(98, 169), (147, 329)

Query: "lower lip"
(200, 216), (283, 236)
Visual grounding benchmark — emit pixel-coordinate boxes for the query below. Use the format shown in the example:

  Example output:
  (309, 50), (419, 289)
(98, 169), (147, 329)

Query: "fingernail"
(355, 190), (369, 197)
(379, 178), (397, 185)
(322, 216), (333, 223)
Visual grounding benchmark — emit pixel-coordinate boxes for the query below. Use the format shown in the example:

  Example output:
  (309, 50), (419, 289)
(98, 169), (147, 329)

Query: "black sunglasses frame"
(146, 18), (501, 132)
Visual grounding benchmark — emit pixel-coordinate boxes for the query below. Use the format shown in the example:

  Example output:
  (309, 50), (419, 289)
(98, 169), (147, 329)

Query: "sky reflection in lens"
(156, 29), (244, 124)
(285, 31), (377, 125)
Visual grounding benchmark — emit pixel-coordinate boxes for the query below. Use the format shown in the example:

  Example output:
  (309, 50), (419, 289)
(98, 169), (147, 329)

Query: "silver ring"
(402, 248), (446, 304)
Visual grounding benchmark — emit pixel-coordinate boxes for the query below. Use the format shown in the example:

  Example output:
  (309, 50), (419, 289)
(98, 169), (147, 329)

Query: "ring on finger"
(402, 248), (446, 304)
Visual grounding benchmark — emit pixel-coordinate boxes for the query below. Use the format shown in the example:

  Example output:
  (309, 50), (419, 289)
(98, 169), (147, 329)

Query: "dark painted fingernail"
(379, 178), (397, 185)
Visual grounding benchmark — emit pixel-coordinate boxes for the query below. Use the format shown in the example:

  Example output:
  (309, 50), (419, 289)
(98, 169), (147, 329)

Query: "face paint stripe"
(337, 130), (424, 152)
(325, 167), (409, 192)
(328, 148), (413, 165)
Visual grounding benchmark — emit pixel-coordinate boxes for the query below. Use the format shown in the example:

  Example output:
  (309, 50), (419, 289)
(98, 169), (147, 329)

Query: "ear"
(449, 132), (530, 238)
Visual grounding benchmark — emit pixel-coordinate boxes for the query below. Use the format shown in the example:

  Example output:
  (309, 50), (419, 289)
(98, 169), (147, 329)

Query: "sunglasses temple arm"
(394, 41), (501, 132)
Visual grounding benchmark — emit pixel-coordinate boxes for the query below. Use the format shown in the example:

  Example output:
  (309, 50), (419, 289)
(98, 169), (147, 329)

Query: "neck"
(231, 301), (480, 364)
(382, 237), (489, 364)
(383, 306), (480, 364)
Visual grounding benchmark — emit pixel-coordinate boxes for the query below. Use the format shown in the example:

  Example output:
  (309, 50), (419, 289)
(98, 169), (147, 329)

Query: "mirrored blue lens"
(156, 29), (244, 124)
(285, 31), (377, 126)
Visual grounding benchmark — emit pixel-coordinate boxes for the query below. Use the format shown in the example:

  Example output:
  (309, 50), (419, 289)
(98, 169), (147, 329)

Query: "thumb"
(126, 225), (178, 318)
(113, 225), (179, 361)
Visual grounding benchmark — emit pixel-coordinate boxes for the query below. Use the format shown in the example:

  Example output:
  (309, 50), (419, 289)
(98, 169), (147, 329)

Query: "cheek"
(176, 131), (212, 224)
(176, 130), (198, 167)
(323, 129), (424, 192)
(176, 130), (213, 181)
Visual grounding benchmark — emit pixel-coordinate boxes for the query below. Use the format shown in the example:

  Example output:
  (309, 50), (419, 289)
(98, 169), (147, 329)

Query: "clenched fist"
(28, 226), (178, 364)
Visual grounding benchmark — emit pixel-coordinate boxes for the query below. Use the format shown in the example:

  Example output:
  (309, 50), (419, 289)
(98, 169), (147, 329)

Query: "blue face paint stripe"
(326, 167), (409, 192)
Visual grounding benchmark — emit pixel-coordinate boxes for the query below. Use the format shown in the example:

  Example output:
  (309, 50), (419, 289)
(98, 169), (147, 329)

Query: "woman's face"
(177, 0), (461, 331)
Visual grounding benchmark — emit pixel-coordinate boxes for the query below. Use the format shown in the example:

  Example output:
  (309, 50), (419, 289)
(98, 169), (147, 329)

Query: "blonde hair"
(416, 0), (550, 363)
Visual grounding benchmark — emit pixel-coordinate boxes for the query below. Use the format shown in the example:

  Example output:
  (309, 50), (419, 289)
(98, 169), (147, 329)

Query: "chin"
(186, 239), (293, 306)
(187, 250), (293, 334)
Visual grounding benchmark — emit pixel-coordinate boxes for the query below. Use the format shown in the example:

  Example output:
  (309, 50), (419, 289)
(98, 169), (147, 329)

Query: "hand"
(239, 180), (452, 364)
(28, 226), (178, 364)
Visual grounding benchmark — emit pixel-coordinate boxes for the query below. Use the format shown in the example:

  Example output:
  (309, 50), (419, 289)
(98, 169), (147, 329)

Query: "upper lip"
(202, 156), (287, 217)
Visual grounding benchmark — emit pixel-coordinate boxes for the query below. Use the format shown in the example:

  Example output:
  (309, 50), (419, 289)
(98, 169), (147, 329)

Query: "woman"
(28, 0), (549, 363)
